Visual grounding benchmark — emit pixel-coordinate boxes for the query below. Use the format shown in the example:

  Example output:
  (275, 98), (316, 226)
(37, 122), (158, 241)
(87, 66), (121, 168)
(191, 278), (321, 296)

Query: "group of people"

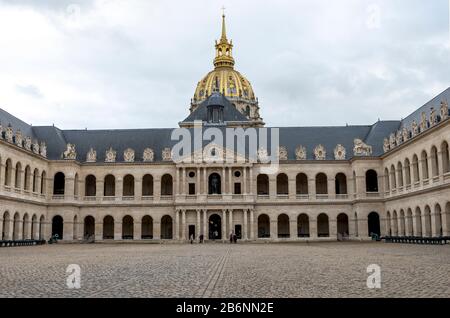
(188, 232), (239, 244)
(229, 232), (238, 244)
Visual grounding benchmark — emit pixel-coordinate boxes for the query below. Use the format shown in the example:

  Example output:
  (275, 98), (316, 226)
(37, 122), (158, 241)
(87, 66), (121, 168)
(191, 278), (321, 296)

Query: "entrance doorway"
(208, 214), (222, 240)
(235, 225), (242, 239)
(188, 225), (195, 240)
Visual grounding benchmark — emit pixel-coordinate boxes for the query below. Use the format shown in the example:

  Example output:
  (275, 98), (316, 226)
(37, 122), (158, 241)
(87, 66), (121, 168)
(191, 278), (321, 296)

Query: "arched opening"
(354, 212), (359, 237)
(365, 170), (378, 192)
(161, 215), (173, 239)
(142, 174), (154, 196)
(404, 159), (411, 186)
(406, 209), (413, 236)
(317, 213), (329, 237)
(441, 141), (449, 173)
(423, 206), (432, 237)
(296, 173), (308, 195)
(4, 159), (12, 186)
(161, 174), (173, 196)
(276, 173), (288, 195)
(386, 211), (392, 236)
(392, 211), (398, 236)
(2, 212), (10, 240)
(13, 212), (21, 240)
(258, 214), (270, 238)
(53, 172), (65, 195)
(104, 174), (115, 196)
(277, 214), (290, 238)
(399, 210), (406, 236)
(337, 213), (349, 239)
(14, 162), (22, 188)
(208, 214), (222, 240)
(297, 214), (310, 237)
(74, 173), (79, 196)
(390, 165), (397, 189)
(73, 216), (78, 240)
(141, 215), (153, 239)
(384, 168), (390, 191)
(397, 162), (404, 188)
(24, 165), (31, 191)
(421, 150), (429, 180)
(412, 155), (420, 182)
(22, 213), (29, 239)
(103, 216), (114, 239)
(122, 215), (134, 240)
(415, 207), (423, 237)
(40, 171), (46, 194)
(257, 174), (269, 195)
(368, 212), (380, 237)
(335, 173), (347, 195)
(52, 215), (63, 239)
(84, 216), (95, 240)
(31, 214), (38, 240)
(123, 174), (135, 196)
(434, 204), (442, 237)
(430, 146), (439, 177)
(85, 175), (96, 197)
(39, 215), (45, 240)
(315, 173), (328, 195)
(208, 173), (221, 194)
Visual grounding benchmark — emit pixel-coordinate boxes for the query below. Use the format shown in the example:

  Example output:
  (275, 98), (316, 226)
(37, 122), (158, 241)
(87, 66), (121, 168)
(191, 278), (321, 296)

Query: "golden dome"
(192, 13), (256, 105)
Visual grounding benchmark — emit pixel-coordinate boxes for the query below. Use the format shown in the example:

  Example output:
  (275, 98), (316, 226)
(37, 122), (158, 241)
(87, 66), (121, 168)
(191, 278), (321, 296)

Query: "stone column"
(222, 209), (227, 241)
(4, 218), (13, 240)
(175, 168), (180, 196)
(0, 216), (4, 239)
(243, 167), (247, 194)
(250, 209), (255, 240)
(249, 168), (254, 195)
(32, 220), (40, 240)
(442, 211), (450, 236)
(289, 219), (297, 239)
(63, 220), (73, 241)
(0, 163), (5, 188)
(153, 220), (161, 240)
(329, 218), (337, 239)
(269, 175), (276, 199)
(327, 178), (335, 199)
(174, 210), (179, 240)
(116, 177), (123, 200)
(95, 222), (103, 241)
(65, 176), (74, 199)
(96, 179), (104, 199)
(349, 216), (356, 238)
(135, 177), (142, 200)
(308, 178), (315, 198)
(229, 209), (233, 234)
(357, 218), (368, 238)
(196, 167), (201, 195)
(24, 219), (32, 239)
(182, 168), (186, 195)
(203, 167), (207, 194)
(221, 167), (226, 195)
(154, 177), (161, 200)
(310, 217), (317, 239)
(35, 175), (41, 195)
(270, 218), (277, 239)
(181, 210), (186, 241)
(288, 177), (296, 199)
(243, 209), (248, 240)
(196, 209), (201, 239)
(114, 221), (122, 240)
(412, 214), (420, 236)
(134, 221), (141, 240)
(203, 209), (207, 239)
(228, 167), (232, 194)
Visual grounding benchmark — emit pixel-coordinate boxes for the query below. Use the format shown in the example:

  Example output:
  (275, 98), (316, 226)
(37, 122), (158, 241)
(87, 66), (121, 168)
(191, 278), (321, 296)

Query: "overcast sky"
(0, 0), (449, 129)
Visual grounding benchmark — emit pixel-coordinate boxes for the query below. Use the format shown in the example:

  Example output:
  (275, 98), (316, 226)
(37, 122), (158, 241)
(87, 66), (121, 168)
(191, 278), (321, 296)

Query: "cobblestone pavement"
(0, 242), (449, 298)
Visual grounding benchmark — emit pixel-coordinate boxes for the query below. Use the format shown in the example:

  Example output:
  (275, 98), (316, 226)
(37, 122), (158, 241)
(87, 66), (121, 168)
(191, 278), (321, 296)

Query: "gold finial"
(221, 6), (227, 40)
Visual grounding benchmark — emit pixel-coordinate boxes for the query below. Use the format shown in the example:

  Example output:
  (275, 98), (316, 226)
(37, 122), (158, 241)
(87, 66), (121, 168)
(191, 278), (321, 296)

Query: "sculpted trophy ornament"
(24, 136), (32, 151)
(295, 146), (307, 160)
(314, 145), (326, 160)
(353, 139), (372, 156)
(278, 146), (288, 160)
(402, 127), (409, 142)
(39, 141), (47, 158)
(86, 148), (97, 162)
(440, 100), (448, 120)
(143, 148), (154, 162)
(63, 143), (77, 160)
(15, 130), (23, 147)
(5, 126), (13, 143)
(123, 148), (135, 162)
(383, 138), (390, 153)
(420, 112), (427, 132)
(389, 133), (396, 149)
(257, 147), (269, 162)
(32, 140), (40, 154)
(105, 147), (117, 163)
(334, 144), (346, 160)
(162, 147), (172, 161)
(411, 120), (419, 137)
(395, 130), (403, 145)
(429, 107), (437, 126)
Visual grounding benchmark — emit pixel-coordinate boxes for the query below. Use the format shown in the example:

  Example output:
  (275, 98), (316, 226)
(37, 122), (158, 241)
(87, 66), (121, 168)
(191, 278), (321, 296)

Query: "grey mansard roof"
(1, 87), (449, 162)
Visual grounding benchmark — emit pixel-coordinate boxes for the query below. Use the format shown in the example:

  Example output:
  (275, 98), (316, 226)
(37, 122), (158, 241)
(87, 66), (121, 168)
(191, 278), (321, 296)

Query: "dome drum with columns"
(191, 14), (264, 126)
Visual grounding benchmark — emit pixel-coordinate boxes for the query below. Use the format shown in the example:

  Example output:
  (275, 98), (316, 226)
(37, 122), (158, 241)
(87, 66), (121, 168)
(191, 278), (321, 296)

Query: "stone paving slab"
(0, 242), (449, 298)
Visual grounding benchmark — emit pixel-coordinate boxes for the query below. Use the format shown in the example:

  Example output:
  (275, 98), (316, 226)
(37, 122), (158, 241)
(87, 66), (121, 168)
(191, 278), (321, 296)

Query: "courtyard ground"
(0, 242), (449, 298)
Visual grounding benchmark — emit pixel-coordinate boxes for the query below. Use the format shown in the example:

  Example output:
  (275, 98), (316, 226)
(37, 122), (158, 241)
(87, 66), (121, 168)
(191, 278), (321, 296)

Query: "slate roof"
(0, 88), (448, 162)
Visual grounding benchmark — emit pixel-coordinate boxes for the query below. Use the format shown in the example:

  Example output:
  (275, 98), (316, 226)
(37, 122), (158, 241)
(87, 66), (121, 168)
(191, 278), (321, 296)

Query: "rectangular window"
(234, 183), (241, 194)
(189, 183), (196, 195)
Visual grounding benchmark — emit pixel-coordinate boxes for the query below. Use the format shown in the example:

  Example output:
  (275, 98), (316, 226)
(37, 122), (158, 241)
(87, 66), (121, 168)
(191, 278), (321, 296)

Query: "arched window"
(142, 174), (154, 196)
(297, 214), (310, 237)
(315, 173), (328, 195)
(104, 174), (115, 196)
(4, 159), (12, 186)
(367, 212), (380, 237)
(421, 150), (429, 180)
(257, 214), (270, 238)
(404, 159), (411, 186)
(74, 173), (79, 196)
(53, 172), (65, 195)
(122, 215), (134, 239)
(397, 162), (403, 188)
(441, 141), (450, 174)
(40, 171), (46, 194)
(123, 174), (135, 196)
(161, 215), (173, 239)
(337, 213), (349, 239)
(430, 146), (439, 177)
(384, 168), (390, 191)
(277, 214), (290, 238)
(317, 213), (329, 237)
(390, 165), (396, 189)
(257, 174), (269, 195)
(276, 173), (288, 195)
(415, 207), (422, 237)
(84, 216), (95, 240)
(103, 216), (114, 240)
(208, 173), (221, 194)
(14, 162), (22, 188)
(24, 165), (31, 190)
(412, 154), (420, 182)
(335, 173), (347, 195)
(141, 216), (153, 239)
(365, 170), (378, 192)
(296, 173), (308, 195)
(85, 175), (96, 196)
(161, 174), (173, 196)
(52, 215), (63, 239)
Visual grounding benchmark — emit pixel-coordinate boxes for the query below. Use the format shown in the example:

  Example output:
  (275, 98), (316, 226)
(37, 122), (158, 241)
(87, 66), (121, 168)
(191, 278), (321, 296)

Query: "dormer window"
(207, 105), (224, 123)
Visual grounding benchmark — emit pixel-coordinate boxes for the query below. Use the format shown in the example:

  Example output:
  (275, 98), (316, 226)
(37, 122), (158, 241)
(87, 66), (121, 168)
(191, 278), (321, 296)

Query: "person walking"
(233, 233), (237, 244)
(229, 232), (233, 244)
(190, 234), (194, 244)
(199, 234), (204, 243)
